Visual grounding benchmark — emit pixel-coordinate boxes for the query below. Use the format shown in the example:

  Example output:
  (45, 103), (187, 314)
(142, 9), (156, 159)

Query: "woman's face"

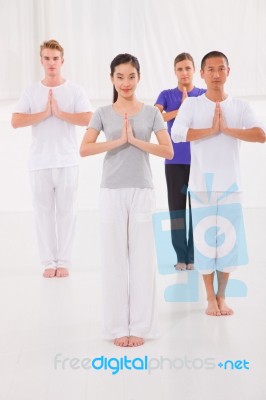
(111, 62), (140, 100)
(174, 59), (195, 87)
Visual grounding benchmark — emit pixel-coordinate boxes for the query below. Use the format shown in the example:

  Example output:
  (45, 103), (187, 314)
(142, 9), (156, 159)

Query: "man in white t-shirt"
(12, 39), (93, 278)
(171, 51), (265, 316)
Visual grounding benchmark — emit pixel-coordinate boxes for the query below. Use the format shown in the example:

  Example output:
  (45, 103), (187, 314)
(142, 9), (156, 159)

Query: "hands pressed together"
(45, 89), (61, 118)
(181, 86), (188, 103)
(212, 102), (228, 135)
(119, 113), (135, 145)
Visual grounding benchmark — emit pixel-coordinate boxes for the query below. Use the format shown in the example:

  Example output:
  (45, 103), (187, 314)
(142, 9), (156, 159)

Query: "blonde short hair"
(40, 39), (64, 57)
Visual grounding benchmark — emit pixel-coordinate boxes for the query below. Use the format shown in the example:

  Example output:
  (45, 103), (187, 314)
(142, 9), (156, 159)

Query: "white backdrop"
(1, 0), (266, 100)
(0, 0), (266, 211)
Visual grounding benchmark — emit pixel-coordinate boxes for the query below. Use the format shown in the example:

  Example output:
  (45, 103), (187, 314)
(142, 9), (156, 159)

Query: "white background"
(1, 0), (266, 212)
(0, 3), (266, 400)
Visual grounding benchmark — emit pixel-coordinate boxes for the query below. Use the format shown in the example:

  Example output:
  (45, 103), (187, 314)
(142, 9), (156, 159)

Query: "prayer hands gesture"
(212, 102), (227, 134)
(181, 86), (188, 103)
(45, 89), (61, 118)
(120, 113), (134, 145)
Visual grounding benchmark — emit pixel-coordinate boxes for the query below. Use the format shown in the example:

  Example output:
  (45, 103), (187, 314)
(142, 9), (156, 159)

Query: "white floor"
(1, 97), (266, 399)
(0, 208), (266, 400)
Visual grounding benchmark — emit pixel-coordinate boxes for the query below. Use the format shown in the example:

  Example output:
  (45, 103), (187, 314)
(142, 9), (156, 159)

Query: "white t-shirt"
(171, 94), (263, 192)
(14, 80), (93, 170)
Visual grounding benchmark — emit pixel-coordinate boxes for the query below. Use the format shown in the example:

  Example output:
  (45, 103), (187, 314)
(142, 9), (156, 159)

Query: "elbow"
(257, 128), (266, 143)
(165, 147), (174, 160)
(11, 117), (19, 129)
(83, 112), (93, 126)
(79, 147), (87, 157)
(80, 144), (92, 157)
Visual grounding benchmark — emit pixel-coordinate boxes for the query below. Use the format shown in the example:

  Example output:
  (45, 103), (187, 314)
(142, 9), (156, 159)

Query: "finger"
(125, 113), (128, 133)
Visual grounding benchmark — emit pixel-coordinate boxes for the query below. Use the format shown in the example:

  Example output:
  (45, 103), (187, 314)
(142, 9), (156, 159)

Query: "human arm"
(126, 114), (173, 160)
(155, 103), (178, 122)
(11, 110), (51, 128)
(80, 118), (127, 157)
(50, 90), (92, 126)
(11, 91), (52, 128)
(186, 102), (220, 141)
(155, 87), (187, 122)
(187, 102), (265, 143)
(222, 126), (265, 142)
(219, 104), (265, 143)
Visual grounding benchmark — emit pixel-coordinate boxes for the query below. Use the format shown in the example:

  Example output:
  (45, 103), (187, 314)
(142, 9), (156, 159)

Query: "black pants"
(165, 164), (194, 264)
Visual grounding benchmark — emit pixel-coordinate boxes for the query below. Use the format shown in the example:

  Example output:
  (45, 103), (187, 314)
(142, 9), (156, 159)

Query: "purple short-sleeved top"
(155, 87), (206, 164)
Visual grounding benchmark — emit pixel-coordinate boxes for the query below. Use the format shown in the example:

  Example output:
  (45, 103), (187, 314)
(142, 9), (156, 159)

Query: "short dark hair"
(110, 53), (140, 103)
(201, 51), (229, 70)
(174, 52), (195, 69)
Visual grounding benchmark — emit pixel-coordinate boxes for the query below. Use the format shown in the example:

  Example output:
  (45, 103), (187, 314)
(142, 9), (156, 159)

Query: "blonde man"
(12, 40), (93, 278)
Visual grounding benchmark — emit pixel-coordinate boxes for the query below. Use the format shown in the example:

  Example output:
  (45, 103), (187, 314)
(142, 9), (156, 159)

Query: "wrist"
(56, 109), (63, 119)
(128, 135), (136, 145)
(223, 126), (230, 135)
(44, 109), (51, 119)
(117, 137), (126, 146)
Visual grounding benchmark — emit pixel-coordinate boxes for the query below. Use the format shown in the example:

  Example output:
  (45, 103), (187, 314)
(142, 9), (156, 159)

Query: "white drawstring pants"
(30, 166), (78, 269)
(99, 188), (159, 340)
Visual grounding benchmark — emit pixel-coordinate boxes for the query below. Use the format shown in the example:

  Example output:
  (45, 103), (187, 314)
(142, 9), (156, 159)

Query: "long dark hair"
(110, 53), (140, 103)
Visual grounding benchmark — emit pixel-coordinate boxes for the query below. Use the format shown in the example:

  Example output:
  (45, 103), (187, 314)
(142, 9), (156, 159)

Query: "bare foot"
(128, 336), (144, 347)
(217, 297), (234, 315)
(187, 263), (194, 270)
(56, 267), (69, 278)
(175, 262), (186, 271)
(114, 336), (129, 347)
(206, 297), (221, 316)
(43, 268), (56, 278)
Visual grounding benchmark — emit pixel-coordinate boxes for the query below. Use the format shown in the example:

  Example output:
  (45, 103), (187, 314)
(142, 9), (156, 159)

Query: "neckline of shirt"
(111, 103), (145, 117)
(39, 79), (69, 89)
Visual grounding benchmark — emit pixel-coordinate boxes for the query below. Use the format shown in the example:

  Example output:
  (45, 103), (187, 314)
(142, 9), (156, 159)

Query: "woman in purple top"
(155, 53), (206, 271)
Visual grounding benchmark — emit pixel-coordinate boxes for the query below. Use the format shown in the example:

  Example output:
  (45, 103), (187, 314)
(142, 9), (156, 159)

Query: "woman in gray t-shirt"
(80, 53), (173, 347)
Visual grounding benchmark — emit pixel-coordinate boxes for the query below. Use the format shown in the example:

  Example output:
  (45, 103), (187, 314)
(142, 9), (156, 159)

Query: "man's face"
(41, 48), (64, 78)
(200, 57), (230, 89)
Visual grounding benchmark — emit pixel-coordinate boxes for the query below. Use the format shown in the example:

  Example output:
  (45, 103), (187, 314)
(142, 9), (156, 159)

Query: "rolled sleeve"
(171, 121), (189, 143)
(171, 97), (194, 143)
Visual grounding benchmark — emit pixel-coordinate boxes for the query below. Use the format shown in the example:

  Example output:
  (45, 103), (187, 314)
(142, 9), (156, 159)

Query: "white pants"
(190, 191), (247, 274)
(99, 188), (159, 339)
(30, 166), (78, 269)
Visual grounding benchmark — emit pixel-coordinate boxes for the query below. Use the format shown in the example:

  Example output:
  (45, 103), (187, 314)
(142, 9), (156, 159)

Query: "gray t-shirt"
(89, 104), (166, 188)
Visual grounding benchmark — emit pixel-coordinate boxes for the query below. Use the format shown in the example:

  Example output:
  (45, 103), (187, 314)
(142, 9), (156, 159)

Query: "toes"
(56, 268), (69, 278)
(206, 309), (221, 316)
(128, 336), (144, 347)
(175, 263), (187, 271)
(43, 268), (56, 278)
(220, 309), (233, 316)
(114, 337), (129, 347)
